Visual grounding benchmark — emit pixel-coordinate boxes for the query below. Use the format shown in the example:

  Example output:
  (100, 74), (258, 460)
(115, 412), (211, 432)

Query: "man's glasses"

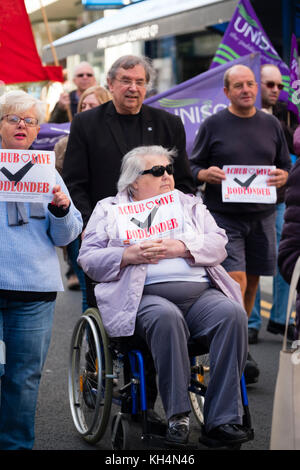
(141, 164), (174, 177)
(2, 114), (39, 127)
(262, 81), (284, 90)
(115, 78), (147, 88)
(76, 73), (94, 78)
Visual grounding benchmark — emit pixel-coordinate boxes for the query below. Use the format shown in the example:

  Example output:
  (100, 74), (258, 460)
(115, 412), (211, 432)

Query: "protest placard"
(222, 165), (277, 203)
(0, 149), (55, 203)
(114, 191), (183, 244)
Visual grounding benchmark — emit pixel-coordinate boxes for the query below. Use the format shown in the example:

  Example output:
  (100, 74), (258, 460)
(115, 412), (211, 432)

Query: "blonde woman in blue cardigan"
(0, 90), (82, 449)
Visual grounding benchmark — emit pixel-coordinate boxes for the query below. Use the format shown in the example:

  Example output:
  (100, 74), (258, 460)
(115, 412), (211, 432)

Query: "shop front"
(42, 0), (239, 92)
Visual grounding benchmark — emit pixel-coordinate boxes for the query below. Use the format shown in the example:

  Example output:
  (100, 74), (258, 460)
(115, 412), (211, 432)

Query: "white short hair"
(0, 90), (46, 123)
(117, 145), (176, 193)
(73, 62), (94, 78)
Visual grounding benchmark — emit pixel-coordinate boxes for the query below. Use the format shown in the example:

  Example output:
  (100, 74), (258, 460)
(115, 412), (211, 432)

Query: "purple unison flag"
(288, 33), (300, 123)
(31, 122), (71, 150)
(145, 53), (261, 157)
(210, 0), (290, 102)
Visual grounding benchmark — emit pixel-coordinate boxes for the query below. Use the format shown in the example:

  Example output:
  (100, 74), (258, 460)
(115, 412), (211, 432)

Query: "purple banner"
(32, 122), (70, 150)
(210, 0), (290, 103)
(145, 53), (261, 156)
(288, 33), (300, 123)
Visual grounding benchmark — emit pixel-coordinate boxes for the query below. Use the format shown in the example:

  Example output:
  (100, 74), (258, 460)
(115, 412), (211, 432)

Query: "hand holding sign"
(121, 239), (166, 268)
(267, 168), (289, 188)
(121, 238), (189, 269)
(151, 238), (188, 259)
(51, 185), (70, 210)
(198, 166), (226, 184)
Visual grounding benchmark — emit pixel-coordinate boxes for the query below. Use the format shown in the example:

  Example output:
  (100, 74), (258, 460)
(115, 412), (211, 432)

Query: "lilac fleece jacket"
(78, 189), (243, 337)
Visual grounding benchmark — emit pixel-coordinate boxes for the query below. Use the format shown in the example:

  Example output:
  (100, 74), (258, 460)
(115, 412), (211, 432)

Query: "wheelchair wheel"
(189, 353), (210, 426)
(68, 308), (113, 443)
(111, 413), (130, 450)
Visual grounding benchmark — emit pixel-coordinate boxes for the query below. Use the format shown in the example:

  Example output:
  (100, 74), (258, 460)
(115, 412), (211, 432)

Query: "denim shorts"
(211, 210), (277, 276)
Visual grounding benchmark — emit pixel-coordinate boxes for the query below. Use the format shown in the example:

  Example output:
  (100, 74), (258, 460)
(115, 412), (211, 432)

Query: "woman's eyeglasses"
(2, 114), (39, 127)
(141, 164), (174, 177)
(262, 81), (284, 90)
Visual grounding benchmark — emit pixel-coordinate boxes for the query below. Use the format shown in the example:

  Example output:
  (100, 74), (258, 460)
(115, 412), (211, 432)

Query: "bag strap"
(283, 255), (300, 351)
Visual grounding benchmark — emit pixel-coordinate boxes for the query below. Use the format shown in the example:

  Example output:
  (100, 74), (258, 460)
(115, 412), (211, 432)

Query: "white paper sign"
(114, 191), (183, 244)
(222, 165), (277, 203)
(0, 340), (5, 365)
(0, 149), (55, 203)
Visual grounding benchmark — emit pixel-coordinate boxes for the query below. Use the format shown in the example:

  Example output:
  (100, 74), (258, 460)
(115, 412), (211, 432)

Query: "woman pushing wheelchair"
(78, 145), (249, 446)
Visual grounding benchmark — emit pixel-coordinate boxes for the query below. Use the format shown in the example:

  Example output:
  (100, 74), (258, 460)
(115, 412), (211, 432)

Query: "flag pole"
(39, 0), (72, 122)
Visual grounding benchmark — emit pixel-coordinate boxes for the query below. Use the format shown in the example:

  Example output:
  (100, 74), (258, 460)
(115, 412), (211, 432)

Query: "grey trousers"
(134, 282), (248, 431)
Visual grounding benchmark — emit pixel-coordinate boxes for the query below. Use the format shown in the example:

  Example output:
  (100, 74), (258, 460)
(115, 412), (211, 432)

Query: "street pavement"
(33, 256), (286, 452)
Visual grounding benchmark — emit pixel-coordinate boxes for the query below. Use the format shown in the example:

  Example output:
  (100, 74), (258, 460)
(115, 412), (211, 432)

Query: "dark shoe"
(205, 424), (249, 444)
(267, 319), (297, 341)
(248, 328), (259, 344)
(244, 352), (259, 385)
(165, 414), (190, 445)
(67, 273), (80, 290)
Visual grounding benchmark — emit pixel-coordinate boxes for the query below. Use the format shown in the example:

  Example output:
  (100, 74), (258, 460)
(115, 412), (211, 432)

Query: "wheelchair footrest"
(140, 433), (199, 451)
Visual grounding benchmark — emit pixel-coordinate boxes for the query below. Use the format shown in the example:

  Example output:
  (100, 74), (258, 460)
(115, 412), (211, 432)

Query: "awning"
(42, 0), (238, 62)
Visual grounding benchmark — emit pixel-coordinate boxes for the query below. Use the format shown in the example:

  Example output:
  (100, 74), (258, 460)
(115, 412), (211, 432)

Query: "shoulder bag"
(270, 255), (300, 450)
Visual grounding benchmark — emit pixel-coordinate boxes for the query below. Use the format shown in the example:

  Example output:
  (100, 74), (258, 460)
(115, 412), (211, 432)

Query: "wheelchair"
(68, 307), (254, 450)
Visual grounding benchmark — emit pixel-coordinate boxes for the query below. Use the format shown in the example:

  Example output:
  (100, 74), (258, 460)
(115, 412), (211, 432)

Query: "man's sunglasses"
(76, 73), (94, 77)
(141, 163), (174, 177)
(262, 81), (284, 90)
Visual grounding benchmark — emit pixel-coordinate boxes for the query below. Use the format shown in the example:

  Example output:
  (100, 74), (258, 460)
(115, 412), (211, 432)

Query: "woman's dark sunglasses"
(141, 163), (174, 177)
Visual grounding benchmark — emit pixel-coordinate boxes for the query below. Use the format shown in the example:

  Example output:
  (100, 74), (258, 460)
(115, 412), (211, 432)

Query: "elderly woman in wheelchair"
(77, 145), (250, 447)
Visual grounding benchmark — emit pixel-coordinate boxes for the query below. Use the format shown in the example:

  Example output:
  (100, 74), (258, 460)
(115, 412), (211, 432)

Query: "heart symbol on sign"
(146, 201), (154, 210)
(21, 154), (30, 163)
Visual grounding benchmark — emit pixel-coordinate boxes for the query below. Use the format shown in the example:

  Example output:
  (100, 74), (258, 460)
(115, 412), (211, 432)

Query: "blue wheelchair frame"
(110, 344), (254, 449)
(69, 307), (254, 450)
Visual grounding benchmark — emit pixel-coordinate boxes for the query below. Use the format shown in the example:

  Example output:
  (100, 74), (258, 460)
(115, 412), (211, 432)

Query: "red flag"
(0, 0), (63, 85)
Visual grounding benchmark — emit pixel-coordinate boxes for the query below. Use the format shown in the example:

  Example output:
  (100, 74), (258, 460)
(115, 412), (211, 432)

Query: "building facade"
(27, 0), (300, 95)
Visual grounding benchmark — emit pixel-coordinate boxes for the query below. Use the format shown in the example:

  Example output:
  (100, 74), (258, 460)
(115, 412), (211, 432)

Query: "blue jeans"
(249, 202), (290, 330)
(0, 299), (55, 450)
